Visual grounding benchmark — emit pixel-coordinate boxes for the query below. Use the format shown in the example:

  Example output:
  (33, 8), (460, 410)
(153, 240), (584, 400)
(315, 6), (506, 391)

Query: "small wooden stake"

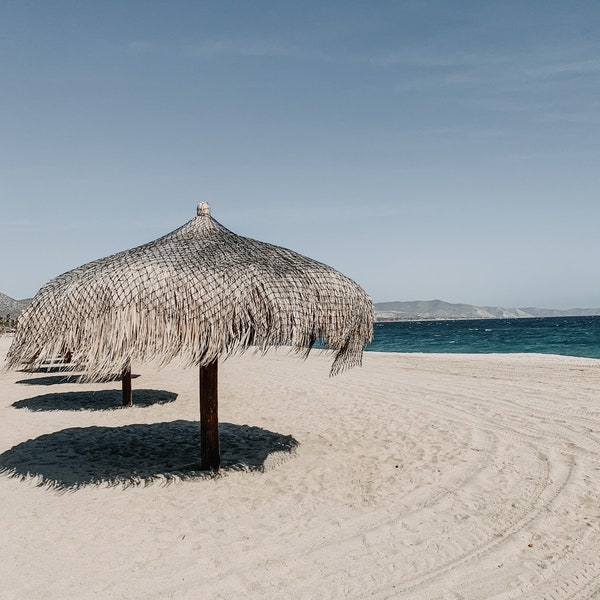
(122, 365), (132, 407)
(200, 359), (220, 471)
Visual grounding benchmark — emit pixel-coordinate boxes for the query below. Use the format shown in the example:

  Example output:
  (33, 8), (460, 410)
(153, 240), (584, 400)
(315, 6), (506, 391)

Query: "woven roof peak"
(197, 202), (211, 216)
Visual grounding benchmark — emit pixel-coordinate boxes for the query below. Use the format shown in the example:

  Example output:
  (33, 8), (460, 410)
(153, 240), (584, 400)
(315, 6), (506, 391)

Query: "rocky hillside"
(374, 299), (600, 321)
(0, 292), (32, 318)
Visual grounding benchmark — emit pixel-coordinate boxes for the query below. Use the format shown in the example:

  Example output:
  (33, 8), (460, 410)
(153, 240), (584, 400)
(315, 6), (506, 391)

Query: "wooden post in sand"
(200, 359), (220, 471)
(122, 365), (132, 407)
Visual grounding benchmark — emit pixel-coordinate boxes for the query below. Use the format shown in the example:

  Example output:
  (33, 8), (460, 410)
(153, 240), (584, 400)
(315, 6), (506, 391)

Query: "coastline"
(1, 337), (599, 598)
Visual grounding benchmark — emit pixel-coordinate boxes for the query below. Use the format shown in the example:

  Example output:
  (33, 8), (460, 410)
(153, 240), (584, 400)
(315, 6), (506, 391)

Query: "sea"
(367, 316), (600, 359)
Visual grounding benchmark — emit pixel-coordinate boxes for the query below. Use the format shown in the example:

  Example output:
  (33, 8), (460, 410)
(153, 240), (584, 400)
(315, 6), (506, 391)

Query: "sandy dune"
(1, 335), (599, 599)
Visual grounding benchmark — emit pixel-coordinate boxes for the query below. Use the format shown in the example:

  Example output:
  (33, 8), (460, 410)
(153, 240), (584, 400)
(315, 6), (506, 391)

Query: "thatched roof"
(7, 203), (373, 379)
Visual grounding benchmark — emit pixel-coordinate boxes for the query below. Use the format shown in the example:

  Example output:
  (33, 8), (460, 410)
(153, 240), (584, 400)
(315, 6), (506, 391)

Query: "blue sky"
(2, 1), (599, 308)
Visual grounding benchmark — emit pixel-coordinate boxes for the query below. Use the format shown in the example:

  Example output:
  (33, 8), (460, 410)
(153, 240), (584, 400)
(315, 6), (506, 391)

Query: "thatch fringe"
(6, 207), (373, 380)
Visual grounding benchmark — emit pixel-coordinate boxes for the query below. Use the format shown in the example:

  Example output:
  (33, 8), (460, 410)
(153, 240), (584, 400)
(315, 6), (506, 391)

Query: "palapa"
(7, 203), (373, 469)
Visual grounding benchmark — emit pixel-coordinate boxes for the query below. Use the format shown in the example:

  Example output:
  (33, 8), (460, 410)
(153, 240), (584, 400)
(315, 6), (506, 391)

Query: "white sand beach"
(0, 334), (598, 599)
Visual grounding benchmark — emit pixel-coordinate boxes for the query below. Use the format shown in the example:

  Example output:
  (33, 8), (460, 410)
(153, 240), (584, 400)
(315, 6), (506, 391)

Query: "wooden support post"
(200, 359), (220, 471)
(122, 365), (132, 407)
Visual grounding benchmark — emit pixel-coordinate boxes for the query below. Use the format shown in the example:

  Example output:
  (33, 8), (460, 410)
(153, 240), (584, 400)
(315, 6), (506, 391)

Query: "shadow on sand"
(15, 373), (141, 386)
(12, 389), (177, 411)
(0, 420), (299, 490)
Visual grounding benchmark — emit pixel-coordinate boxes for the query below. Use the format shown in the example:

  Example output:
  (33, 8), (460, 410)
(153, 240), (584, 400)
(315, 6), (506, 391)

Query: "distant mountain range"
(0, 292), (32, 318)
(2, 292), (599, 323)
(374, 300), (600, 321)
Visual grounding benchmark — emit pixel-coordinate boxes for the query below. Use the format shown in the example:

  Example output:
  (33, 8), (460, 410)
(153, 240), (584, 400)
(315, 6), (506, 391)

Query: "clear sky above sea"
(1, 1), (599, 309)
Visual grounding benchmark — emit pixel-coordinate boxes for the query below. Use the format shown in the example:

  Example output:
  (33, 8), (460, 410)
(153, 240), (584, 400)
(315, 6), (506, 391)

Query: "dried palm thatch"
(7, 203), (373, 380)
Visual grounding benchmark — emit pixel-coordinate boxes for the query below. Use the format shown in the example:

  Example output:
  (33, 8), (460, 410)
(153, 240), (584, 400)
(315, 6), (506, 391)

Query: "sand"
(0, 334), (598, 599)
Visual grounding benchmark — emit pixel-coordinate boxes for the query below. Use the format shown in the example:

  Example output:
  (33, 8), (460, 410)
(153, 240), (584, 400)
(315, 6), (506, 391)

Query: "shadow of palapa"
(15, 373), (141, 386)
(12, 389), (177, 411)
(0, 420), (299, 490)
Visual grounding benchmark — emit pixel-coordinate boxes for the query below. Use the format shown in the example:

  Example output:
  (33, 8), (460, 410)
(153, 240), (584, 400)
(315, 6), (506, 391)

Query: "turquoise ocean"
(367, 316), (600, 359)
